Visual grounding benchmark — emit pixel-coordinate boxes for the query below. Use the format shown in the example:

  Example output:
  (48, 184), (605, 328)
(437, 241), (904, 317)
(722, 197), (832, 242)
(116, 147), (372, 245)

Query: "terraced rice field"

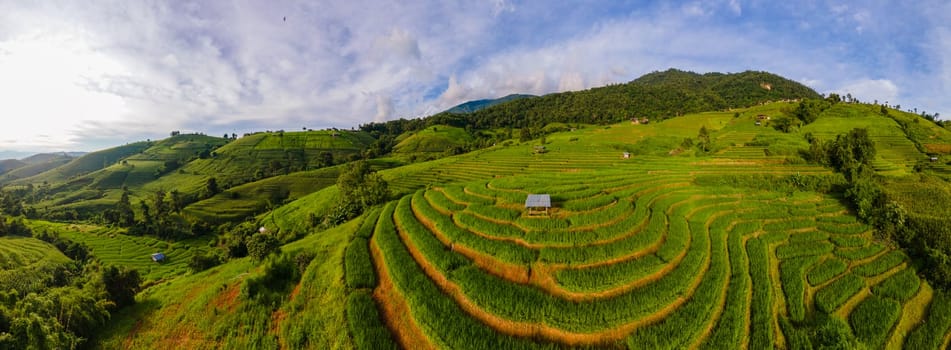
(345, 163), (948, 349)
(0, 236), (71, 294)
(27, 221), (208, 282)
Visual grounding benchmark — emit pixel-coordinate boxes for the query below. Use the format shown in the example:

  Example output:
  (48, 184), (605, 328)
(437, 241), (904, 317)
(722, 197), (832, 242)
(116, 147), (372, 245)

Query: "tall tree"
(697, 126), (711, 153)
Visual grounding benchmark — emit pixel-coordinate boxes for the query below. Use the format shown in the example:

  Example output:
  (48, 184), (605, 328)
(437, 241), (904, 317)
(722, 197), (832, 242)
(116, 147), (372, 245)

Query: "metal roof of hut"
(525, 194), (551, 208)
(151, 252), (166, 262)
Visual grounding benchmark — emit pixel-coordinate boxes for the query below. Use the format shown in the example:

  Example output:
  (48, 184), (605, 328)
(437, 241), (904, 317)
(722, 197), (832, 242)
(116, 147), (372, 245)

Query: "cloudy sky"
(1, 1), (949, 158)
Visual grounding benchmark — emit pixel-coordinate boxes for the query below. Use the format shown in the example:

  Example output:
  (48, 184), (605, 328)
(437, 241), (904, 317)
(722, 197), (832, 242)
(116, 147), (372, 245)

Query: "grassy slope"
(95, 216), (361, 350)
(0, 157), (74, 184)
(27, 221), (209, 283)
(142, 130), (374, 198)
(12, 141), (153, 186)
(802, 104), (924, 175)
(0, 235), (72, 295)
(393, 125), (473, 154)
(184, 158), (403, 225)
(78, 101), (950, 348)
(14, 135), (227, 216)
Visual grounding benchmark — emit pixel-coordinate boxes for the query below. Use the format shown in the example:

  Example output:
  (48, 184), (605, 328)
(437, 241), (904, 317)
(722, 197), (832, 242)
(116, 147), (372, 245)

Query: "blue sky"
(1, 0), (949, 158)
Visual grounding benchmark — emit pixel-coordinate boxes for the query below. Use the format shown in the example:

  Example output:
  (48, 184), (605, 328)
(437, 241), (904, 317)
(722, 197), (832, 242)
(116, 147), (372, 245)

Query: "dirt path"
(370, 237), (437, 350)
(766, 239), (787, 348)
(834, 262), (908, 320)
(886, 281), (933, 350)
(741, 235), (753, 350)
(687, 215), (734, 350)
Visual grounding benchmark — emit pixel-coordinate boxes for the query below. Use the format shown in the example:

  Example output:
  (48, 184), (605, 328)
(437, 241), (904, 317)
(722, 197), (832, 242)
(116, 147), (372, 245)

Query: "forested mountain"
(362, 69), (820, 135)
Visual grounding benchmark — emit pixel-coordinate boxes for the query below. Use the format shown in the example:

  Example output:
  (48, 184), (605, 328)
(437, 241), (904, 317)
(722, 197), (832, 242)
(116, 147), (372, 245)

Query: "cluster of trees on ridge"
(359, 69), (821, 149)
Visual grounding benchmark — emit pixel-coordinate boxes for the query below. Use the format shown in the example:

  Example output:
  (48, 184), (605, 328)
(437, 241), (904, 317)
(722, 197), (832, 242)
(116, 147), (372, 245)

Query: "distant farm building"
(756, 115), (770, 121)
(755, 121), (762, 126)
(931, 156), (939, 162)
(622, 152), (631, 159)
(525, 194), (551, 216)
(533, 146), (547, 154)
(151, 252), (166, 262)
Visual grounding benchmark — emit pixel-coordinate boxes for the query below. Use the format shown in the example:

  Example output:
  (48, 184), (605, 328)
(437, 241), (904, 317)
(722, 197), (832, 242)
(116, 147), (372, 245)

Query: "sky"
(1, 0), (949, 159)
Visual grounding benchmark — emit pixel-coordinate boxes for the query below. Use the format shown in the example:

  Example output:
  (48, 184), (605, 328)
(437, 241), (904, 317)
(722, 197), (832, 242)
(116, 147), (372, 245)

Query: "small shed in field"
(622, 152), (631, 159)
(151, 252), (166, 262)
(931, 156), (939, 162)
(525, 194), (551, 216)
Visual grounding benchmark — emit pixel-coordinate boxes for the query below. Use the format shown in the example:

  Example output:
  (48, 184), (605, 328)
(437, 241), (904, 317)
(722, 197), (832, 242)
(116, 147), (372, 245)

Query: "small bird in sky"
(283, 16), (286, 22)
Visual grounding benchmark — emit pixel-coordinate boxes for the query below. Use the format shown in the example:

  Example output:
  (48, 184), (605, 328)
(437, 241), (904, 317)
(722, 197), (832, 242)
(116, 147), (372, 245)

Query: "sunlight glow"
(0, 34), (129, 152)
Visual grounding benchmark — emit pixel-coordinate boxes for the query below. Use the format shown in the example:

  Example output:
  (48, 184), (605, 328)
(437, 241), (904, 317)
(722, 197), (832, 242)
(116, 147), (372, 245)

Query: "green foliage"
(346, 290), (398, 350)
(829, 128), (877, 180)
(188, 250), (223, 272)
(905, 290), (951, 349)
(852, 250), (905, 277)
(791, 99), (832, 124)
(242, 251), (305, 303)
(815, 273), (864, 313)
(696, 126), (712, 153)
(849, 295), (900, 348)
(100, 265), (141, 309)
(871, 268), (919, 302)
(780, 256), (821, 322)
(809, 315), (863, 350)
(806, 257), (848, 285)
(246, 232), (280, 261)
(329, 161), (389, 226)
(344, 237), (376, 290)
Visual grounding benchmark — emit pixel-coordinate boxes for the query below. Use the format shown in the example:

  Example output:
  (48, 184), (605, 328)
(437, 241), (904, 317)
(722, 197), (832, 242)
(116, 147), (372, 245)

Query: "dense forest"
(360, 69), (820, 136)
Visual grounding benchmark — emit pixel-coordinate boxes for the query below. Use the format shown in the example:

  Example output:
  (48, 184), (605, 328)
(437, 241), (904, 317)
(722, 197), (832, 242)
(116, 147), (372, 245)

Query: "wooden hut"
(525, 194), (551, 216)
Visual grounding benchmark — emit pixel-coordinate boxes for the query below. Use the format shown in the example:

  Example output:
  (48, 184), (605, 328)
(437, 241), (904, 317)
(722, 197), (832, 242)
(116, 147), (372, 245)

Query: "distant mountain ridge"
(0, 152), (82, 177)
(446, 94), (536, 114)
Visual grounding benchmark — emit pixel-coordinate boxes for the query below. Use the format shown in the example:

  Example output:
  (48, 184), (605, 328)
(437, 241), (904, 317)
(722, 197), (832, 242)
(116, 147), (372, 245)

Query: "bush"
(246, 232), (280, 261)
(188, 251), (223, 272)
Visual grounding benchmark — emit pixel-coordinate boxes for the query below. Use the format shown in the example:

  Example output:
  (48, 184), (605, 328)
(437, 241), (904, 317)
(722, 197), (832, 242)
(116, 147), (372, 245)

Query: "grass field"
(26, 221), (209, 283)
(0, 235), (72, 295)
(50, 101), (951, 349)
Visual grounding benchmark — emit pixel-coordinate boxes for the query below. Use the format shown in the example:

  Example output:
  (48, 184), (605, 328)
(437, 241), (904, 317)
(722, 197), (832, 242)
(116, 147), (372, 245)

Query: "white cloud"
(727, 0), (742, 15)
(833, 79), (899, 104)
(1, 0), (950, 154)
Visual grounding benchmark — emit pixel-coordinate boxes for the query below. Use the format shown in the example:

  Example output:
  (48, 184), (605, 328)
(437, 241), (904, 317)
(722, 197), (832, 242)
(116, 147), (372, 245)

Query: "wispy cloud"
(0, 0), (948, 156)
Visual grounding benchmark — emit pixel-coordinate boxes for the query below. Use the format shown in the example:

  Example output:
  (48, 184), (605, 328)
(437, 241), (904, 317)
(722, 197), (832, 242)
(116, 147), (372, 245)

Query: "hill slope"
(402, 69), (821, 132)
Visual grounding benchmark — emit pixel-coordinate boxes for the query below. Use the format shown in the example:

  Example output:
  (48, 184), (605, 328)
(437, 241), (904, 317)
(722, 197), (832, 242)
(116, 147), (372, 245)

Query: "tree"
(519, 128), (532, 142)
(330, 161), (389, 225)
(204, 177), (220, 198)
(828, 128), (876, 180)
(318, 151), (334, 168)
(247, 232), (280, 261)
(99, 266), (141, 309)
(697, 126), (711, 153)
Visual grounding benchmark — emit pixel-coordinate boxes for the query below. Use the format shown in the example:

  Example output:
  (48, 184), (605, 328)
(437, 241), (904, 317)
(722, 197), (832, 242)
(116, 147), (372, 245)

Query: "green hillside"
(184, 158), (401, 224)
(393, 125), (473, 155)
(3, 69), (951, 350)
(8, 135), (227, 219)
(0, 159), (26, 174)
(142, 130), (374, 197)
(11, 141), (153, 186)
(0, 156), (73, 184)
(93, 101), (951, 349)
(0, 235), (71, 295)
